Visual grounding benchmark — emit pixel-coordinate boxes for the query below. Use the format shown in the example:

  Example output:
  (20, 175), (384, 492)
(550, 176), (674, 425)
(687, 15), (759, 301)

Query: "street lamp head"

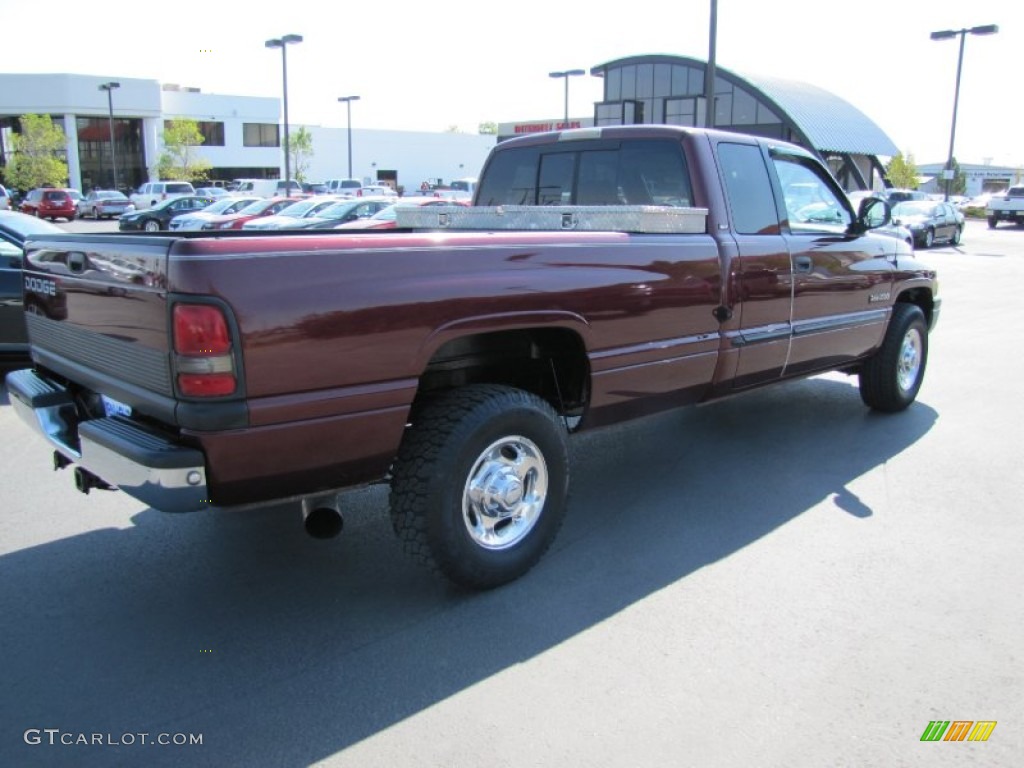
(99, 81), (120, 91)
(338, 95), (361, 103)
(931, 24), (999, 40)
(266, 35), (303, 48)
(969, 24), (999, 36)
(549, 69), (586, 78)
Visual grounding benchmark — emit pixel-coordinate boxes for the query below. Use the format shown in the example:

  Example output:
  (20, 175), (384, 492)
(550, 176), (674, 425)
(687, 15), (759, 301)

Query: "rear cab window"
(717, 143), (780, 235)
(477, 138), (694, 210)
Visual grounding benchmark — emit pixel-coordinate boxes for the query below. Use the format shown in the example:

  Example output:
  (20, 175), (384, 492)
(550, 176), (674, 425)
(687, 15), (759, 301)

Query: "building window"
(595, 101), (642, 127)
(163, 120), (224, 146)
(243, 123), (280, 148)
(197, 121), (225, 146)
(666, 98), (699, 127)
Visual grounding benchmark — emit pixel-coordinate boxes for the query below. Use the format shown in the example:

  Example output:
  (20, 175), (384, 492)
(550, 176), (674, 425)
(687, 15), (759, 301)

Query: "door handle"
(794, 256), (813, 272)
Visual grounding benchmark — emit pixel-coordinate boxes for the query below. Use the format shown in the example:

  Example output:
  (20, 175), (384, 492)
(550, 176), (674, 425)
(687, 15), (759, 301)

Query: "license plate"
(101, 395), (132, 418)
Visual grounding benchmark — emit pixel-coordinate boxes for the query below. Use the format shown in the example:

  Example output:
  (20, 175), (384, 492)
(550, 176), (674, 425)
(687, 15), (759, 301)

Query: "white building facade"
(0, 74), (496, 194)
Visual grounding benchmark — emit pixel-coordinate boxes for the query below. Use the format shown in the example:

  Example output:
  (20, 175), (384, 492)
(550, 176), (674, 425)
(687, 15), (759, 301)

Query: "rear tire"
(389, 384), (569, 590)
(951, 226), (961, 245)
(143, 220), (160, 232)
(859, 304), (928, 412)
(988, 216), (998, 229)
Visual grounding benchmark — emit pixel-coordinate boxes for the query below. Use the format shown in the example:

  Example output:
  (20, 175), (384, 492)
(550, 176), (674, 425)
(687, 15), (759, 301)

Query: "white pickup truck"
(986, 186), (1024, 228)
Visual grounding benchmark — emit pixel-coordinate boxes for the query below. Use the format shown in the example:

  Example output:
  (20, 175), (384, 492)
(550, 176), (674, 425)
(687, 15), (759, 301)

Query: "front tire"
(859, 304), (928, 412)
(923, 228), (934, 248)
(988, 216), (998, 229)
(390, 384), (569, 590)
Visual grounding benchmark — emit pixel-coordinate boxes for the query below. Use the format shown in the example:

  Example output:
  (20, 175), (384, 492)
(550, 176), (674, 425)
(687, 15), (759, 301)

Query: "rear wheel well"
(415, 328), (589, 423)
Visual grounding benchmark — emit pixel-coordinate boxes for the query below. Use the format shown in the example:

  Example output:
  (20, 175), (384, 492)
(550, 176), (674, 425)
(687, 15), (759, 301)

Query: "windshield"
(277, 200), (322, 217)
(892, 202), (934, 216)
(313, 202), (362, 220)
(370, 205), (399, 221)
(202, 198), (245, 215)
(0, 212), (65, 238)
(236, 199), (270, 215)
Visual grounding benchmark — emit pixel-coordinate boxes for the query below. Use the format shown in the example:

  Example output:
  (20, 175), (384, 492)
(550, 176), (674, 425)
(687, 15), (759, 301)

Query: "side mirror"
(850, 197), (891, 234)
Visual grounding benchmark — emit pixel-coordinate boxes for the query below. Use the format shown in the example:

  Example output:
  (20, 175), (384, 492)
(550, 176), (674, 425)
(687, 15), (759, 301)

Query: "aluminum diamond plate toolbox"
(395, 205), (708, 234)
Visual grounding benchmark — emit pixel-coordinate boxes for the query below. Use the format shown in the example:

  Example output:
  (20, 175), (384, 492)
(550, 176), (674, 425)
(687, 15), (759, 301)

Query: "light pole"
(265, 34), (303, 197)
(338, 95), (360, 179)
(930, 24), (998, 201)
(704, 0), (718, 128)
(548, 69), (586, 128)
(98, 82), (120, 191)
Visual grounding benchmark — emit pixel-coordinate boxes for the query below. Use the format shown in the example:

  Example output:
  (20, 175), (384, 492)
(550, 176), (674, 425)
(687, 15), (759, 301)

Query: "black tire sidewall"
(429, 400), (568, 588)
(860, 304), (928, 412)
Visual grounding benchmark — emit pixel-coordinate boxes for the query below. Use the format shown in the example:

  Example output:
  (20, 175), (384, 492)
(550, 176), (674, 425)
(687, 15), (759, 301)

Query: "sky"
(1, 0), (1020, 167)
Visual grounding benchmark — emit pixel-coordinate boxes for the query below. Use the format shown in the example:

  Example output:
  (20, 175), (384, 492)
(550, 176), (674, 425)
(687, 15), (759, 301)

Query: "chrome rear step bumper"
(6, 368), (209, 513)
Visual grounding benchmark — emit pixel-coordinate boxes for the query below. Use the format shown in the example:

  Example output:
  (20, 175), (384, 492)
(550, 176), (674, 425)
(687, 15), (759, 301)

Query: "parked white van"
(325, 179), (363, 196)
(232, 179), (302, 198)
(130, 181), (196, 210)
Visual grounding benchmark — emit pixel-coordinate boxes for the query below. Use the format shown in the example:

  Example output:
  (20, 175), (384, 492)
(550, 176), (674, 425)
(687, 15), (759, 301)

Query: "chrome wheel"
(143, 220), (160, 232)
(463, 435), (548, 550)
(924, 228), (934, 248)
(897, 327), (923, 393)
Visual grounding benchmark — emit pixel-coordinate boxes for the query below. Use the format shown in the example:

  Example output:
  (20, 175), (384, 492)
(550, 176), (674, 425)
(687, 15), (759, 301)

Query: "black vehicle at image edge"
(119, 195), (216, 232)
(0, 210), (64, 361)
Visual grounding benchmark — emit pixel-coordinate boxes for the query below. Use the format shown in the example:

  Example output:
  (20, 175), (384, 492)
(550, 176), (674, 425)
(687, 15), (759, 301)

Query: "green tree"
(478, 122), (498, 135)
(885, 152), (919, 189)
(288, 126), (314, 184)
(949, 157), (967, 196)
(4, 114), (69, 191)
(157, 118), (211, 182)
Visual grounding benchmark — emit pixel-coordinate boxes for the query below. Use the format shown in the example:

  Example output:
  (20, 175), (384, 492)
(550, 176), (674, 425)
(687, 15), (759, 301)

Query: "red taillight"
(173, 304), (237, 397)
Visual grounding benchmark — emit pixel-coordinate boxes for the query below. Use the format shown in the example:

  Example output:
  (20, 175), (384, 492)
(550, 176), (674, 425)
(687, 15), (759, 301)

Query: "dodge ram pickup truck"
(6, 125), (940, 589)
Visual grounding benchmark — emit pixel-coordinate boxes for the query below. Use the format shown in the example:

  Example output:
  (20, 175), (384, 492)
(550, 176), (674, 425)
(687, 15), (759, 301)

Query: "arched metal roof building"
(589, 55), (897, 191)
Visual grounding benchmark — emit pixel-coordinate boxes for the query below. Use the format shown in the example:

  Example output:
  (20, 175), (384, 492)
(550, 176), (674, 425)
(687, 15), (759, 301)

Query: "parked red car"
(210, 197), (295, 230)
(20, 188), (78, 221)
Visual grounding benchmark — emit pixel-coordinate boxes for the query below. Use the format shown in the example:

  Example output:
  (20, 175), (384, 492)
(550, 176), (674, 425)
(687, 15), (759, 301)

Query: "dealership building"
(3, 59), (903, 194)
(500, 55), (900, 193)
(916, 162), (1021, 198)
(0, 74), (496, 194)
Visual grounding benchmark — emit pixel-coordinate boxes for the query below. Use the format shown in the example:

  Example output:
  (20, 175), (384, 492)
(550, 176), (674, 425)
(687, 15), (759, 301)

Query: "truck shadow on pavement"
(0, 375), (936, 767)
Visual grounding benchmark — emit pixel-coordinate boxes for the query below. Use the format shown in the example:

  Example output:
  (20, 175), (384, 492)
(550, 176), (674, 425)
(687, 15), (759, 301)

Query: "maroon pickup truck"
(6, 125), (939, 589)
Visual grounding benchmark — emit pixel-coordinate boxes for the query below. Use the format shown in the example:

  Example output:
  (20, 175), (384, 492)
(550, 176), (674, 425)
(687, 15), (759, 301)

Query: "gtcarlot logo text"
(24, 729), (203, 747)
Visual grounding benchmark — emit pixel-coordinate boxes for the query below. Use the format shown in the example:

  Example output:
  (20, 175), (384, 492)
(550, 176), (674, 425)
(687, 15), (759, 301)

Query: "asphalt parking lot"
(1, 219), (1021, 767)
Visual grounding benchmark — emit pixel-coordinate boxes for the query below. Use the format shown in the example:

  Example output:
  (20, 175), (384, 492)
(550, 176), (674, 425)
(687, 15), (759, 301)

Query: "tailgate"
(21, 233), (176, 417)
